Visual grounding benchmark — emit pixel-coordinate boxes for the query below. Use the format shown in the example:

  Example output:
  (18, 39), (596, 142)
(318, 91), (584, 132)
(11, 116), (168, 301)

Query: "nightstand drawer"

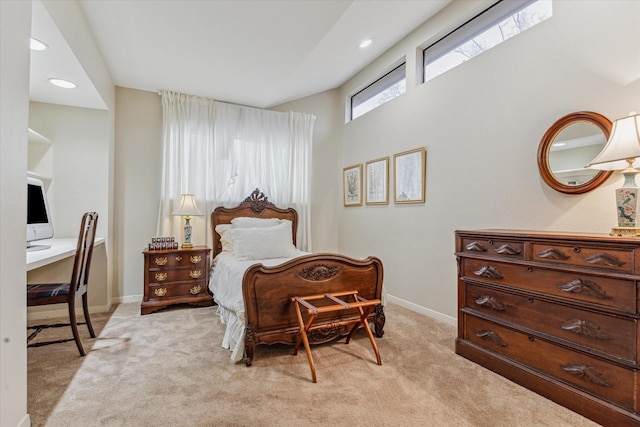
(148, 281), (208, 299)
(147, 252), (207, 268)
(148, 267), (206, 284)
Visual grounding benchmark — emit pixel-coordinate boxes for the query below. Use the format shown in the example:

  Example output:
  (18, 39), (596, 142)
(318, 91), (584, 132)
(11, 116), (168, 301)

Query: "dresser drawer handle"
(154, 257), (168, 266)
(557, 279), (612, 300)
(189, 270), (202, 279)
(190, 285), (202, 295)
(475, 330), (507, 347)
(189, 255), (202, 264)
(560, 319), (611, 340)
(475, 296), (505, 311)
(584, 253), (624, 267)
(561, 364), (612, 387)
(465, 241), (487, 252)
(473, 266), (503, 279)
(154, 287), (167, 297)
(494, 244), (521, 255)
(176, 256), (182, 262)
(537, 248), (569, 260)
(155, 272), (168, 282)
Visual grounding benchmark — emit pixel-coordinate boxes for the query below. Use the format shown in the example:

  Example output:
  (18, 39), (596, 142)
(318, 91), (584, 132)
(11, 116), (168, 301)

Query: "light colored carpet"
(27, 302), (598, 427)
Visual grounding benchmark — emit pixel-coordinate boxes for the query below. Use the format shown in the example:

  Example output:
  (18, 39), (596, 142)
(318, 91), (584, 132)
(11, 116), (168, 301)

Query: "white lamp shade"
(587, 113), (640, 171)
(172, 194), (203, 216)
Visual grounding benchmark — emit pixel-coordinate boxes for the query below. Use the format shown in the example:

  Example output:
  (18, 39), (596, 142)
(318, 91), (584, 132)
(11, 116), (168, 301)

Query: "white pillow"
(231, 217), (289, 228)
(215, 224), (234, 252)
(230, 221), (298, 260)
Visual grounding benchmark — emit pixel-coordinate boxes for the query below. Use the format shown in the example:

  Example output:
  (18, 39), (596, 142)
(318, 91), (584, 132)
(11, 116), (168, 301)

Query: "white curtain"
(159, 90), (315, 251)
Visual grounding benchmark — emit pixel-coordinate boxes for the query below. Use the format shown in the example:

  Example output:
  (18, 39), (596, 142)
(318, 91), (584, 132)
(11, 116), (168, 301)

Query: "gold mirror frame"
(537, 111), (613, 194)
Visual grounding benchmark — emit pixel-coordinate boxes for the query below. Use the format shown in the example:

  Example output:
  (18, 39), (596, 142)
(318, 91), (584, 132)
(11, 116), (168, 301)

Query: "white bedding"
(209, 251), (307, 362)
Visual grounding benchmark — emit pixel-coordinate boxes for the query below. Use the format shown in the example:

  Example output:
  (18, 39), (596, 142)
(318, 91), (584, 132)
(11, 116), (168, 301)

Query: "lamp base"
(610, 226), (640, 237)
(181, 242), (194, 248)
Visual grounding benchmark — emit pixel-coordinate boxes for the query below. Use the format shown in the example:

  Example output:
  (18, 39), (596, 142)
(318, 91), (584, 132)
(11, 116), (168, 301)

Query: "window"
(351, 62), (406, 120)
(424, 0), (552, 82)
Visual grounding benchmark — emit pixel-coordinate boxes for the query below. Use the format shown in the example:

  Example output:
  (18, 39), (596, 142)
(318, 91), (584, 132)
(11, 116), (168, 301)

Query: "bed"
(209, 189), (385, 365)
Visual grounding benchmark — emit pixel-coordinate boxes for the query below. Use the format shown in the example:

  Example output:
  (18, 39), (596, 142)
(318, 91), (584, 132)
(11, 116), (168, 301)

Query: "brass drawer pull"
(189, 255), (202, 264)
(155, 272), (168, 282)
(190, 285), (202, 295)
(154, 257), (168, 266)
(176, 256), (182, 262)
(154, 288), (167, 297)
(189, 270), (202, 279)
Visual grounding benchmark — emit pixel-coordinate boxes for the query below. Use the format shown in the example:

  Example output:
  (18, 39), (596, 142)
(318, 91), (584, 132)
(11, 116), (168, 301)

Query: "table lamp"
(172, 194), (203, 247)
(586, 112), (640, 236)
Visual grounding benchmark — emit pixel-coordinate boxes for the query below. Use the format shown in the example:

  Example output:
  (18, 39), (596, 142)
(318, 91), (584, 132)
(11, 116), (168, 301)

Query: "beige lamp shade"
(587, 113), (640, 171)
(172, 194), (203, 217)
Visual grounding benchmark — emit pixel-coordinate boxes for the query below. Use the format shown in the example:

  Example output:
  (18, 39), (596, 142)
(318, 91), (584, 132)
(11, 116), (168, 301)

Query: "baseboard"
(385, 294), (457, 327)
(17, 413), (30, 427)
(113, 294), (143, 304)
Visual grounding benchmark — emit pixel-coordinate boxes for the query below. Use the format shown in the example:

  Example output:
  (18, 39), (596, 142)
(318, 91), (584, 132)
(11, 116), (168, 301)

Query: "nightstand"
(141, 245), (212, 315)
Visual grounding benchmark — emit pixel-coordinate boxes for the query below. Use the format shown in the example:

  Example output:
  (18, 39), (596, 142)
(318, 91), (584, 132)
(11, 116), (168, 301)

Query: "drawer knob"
(154, 287), (167, 297)
(154, 257), (168, 266)
(475, 330), (507, 347)
(189, 255), (202, 264)
(473, 265), (504, 279)
(584, 253), (624, 267)
(537, 248), (569, 260)
(176, 256), (182, 262)
(560, 319), (611, 340)
(475, 296), (505, 312)
(190, 285), (202, 295)
(561, 364), (612, 387)
(557, 278), (612, 300)
(189, 270), (202, 279)
(155, 272), (168, 282)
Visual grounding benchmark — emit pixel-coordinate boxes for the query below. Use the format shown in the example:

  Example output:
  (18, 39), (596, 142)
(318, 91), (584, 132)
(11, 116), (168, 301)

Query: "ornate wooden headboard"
(210, 189), (298, 257)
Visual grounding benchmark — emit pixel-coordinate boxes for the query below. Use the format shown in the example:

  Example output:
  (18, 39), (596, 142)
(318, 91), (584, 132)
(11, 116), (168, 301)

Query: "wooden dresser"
(455, 230), (639, 426)
(141, 246), (212, 315)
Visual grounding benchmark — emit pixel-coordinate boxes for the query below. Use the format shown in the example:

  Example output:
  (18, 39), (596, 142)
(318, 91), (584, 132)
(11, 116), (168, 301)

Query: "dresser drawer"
(459, 237), (524, 260)
(147, 252), (207, 269)
(148, 281), (208, 300)
(464, 282), (637, 363)
(463, 314), (638, 412)
(148, 267), (206, 284)
(532, 243), (634, 273)
(460, 258), (636, 313)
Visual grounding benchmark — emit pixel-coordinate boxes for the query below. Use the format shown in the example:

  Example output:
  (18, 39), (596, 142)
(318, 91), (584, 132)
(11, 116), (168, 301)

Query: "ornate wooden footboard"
(242, 253), (384, 366)
(211, 189), (385, 366)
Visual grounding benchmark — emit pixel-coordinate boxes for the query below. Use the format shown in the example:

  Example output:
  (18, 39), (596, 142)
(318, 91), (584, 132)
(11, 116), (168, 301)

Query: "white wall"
(332, 0), (640, 322)
(0, 2), (32, 426)
(113, 87), (163, 301)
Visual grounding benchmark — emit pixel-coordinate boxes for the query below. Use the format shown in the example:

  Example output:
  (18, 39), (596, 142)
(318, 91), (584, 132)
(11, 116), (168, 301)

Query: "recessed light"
(30, 38), (48, 51)
(48, 78), (77, 89)
(359, 39), (373, 49)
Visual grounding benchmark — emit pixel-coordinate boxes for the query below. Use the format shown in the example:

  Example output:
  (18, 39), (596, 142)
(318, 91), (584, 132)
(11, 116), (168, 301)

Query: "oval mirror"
(537, 111), (613, 194)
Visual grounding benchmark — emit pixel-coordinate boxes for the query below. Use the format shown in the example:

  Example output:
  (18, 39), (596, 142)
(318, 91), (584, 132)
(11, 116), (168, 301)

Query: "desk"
(27, 237), (105, 271)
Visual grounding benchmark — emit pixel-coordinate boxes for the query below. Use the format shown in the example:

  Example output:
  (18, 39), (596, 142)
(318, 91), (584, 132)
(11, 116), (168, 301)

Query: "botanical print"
(343, 164), (362, 206)
(366, 157), (388, 205)
(394, 148), (426, 203)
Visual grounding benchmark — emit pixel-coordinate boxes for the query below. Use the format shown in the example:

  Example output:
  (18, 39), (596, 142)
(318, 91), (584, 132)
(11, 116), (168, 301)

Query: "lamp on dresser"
(172, 193), (203, 248)
(586, 112), (640, 236)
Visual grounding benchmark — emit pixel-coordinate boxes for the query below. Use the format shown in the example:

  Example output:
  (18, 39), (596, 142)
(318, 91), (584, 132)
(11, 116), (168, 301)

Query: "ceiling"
(29, 0), (451, 110)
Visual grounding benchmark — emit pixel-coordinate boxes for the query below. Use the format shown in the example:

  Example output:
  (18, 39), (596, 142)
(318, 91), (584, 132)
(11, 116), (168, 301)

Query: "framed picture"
(343, 164), (363, 206)
(365, 157), (389, 205)
(394, 147), (426, 204)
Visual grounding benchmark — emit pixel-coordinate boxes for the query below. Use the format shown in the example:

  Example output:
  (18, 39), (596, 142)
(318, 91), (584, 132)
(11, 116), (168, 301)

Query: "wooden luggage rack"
(291, 290), (382, 383)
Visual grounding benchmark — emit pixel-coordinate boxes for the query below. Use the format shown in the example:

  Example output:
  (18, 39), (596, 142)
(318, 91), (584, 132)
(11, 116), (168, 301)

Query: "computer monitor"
(27, 177), (54, 251)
